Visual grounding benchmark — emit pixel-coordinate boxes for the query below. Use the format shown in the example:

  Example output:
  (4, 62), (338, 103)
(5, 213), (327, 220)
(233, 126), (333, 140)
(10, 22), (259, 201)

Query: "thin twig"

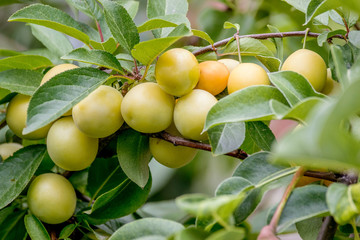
(192, 30), (345, 56)
(316, 216), (338, 240)
(149, 131), (248, 159)
(95, 20), (104, 42)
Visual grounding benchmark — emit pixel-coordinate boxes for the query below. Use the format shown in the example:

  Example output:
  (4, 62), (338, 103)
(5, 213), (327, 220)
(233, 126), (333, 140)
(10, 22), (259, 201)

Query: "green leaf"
(116, 0), (139, 19)
(0, 210), (27, 240)
(8, 4), (92, 44)
(117, 129), (151, 188)
(232, 152), (296, 223)
(0, 145), (47, 210)
(327, 183), (358, 225)
(132, 27), (191, 65)
(223, 21), (240, 32)
(62, 48), (123, 73)
(222, 38), (280, 72)
(66, 0), (102, 20)
(273, 185), (329, 232)
(0, 69), (43, 96)
(206, 228), (245, 240)
(29, 24), (73, 58)
(147, 0), (188, 38)
(24, 214), (51, 240)
(176, 193), (245, 219)
(192, 29), (214, 45)
(86, 173), (151, 224)
(138, 18), (177, 33)
(267, 25), (283, 61)
(173, 227), (210, 240)
(0, 55), (52, 72)
(246, 121), (275, 151)
(317, 29), (347, 47)
(349, 30), (360, 48)
(87, 157), (126, 199)
(24, 67), (109, 135)
(215, 177), (254, 196)
(268, 71), (324, 107)
(305, 0), (342, 25)
(101, 0), (139, 53)
(204, 86), (289, 131)
(0, 49), (22, 57)
(208, 122), (245, 155)
(108, 218), (184, 240)
(138, 200), (188, 222)
(296, 217), (323, 240)
(271, 97), (325, 123)
(59, 224), (77, 239)
(271, 79), (360, 171)
(90, 37), (118, 53)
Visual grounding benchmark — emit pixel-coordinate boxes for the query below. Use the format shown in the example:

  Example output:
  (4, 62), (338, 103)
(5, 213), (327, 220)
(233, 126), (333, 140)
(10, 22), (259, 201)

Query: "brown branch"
(317, 216), (338, 240)
(149, 131), (248, 159)
(192, 30), (345, 56)
(95, 21), (104, 42)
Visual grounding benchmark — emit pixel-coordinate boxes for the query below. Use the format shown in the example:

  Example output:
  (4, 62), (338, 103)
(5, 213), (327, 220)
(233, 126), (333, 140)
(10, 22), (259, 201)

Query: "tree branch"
(192, 30), (345, 56)
(149, 131), (248, 159)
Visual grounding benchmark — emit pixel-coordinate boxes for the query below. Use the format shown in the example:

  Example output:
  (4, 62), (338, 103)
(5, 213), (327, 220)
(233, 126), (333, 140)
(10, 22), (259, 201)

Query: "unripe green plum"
(46, 116), (98, 171)
(41, 64), (78, 116)
(149, 123), (198, 168)
(27, 173), (76, 224)
(72, 85), (124, 138)
(227, 63), (270, 94)
(281, 49), (327, 92)
(121, 82), (174, 133)
(155, 48), (200, 97)
(0, 142), (22, 160)
(173, 89), (217, 141)
(218, 59), (239, 72)
(6, 94), (52, 139)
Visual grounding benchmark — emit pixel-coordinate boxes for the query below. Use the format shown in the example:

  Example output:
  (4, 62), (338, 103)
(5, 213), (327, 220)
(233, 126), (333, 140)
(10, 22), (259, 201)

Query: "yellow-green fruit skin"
(322, 68), (340, 96)
(27, 173), (76, 224)
(41, 64), (78, 85)
(0, 143), (22, 160)
(121, 82), (174, 133)
(6, 94), (52, 139)
(174, 89), (218, 141)
(155, 48), (200, 97)
(218, 59), (239, 72)
(46, 117), (98, 171)
(227, 63), (270, 94)
(149, 124), (198, 168)
(72, 85), (124, 138)
(41, 64), (78, 116)
(281, 49), (327, 92)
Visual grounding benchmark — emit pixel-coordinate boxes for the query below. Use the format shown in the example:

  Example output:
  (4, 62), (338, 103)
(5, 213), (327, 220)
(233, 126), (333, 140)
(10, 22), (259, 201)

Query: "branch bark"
(192, 30), (345, 56)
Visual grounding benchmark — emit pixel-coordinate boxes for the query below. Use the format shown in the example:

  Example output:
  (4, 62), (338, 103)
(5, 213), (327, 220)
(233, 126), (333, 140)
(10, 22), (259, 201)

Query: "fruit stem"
(259, 167), (305, 238)
(351, 218), (360, 240)
(235, 32), (242, 63)
(303, 28), (310, 49)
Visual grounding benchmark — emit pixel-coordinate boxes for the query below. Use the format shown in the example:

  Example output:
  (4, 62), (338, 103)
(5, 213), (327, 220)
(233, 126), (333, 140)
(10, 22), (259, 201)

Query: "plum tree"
(227, 63), (270, 94)
(121, 82), (174, 133)
(173, 89), (217, 141)
(72, 85), (124, 138)
(46, 116), (98, 171)
(0, 143), (22, 160)
(149, 123), (198, 168)
(195, 60), (229, 95)
(6, 94), (52, 139)
(27, 173), (76, 224)
(281, 49), (327, 92)
(155, 48), (200, 97)
(217, 59), (239, 72)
